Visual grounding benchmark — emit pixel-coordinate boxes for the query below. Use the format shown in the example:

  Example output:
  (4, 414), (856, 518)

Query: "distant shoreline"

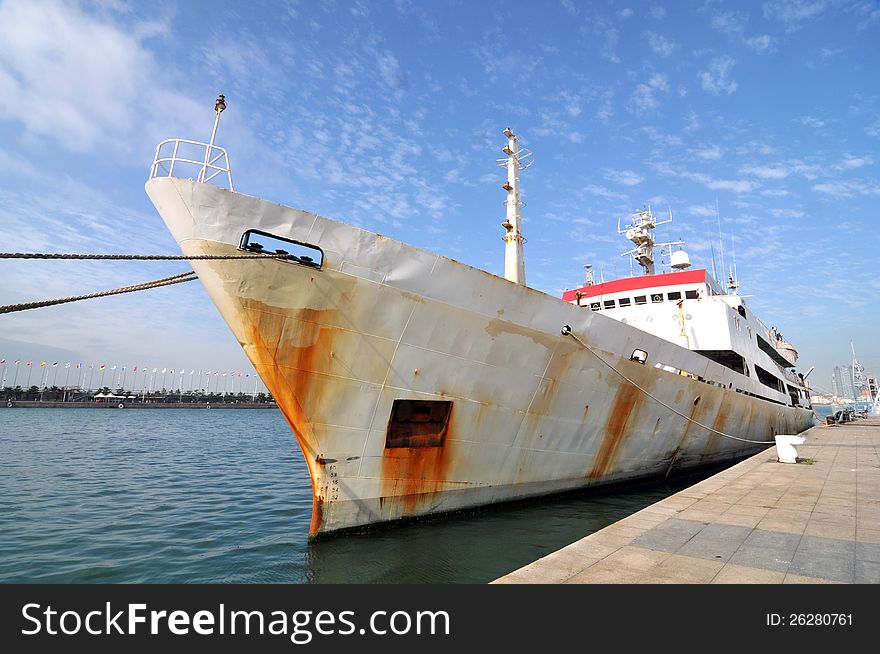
(4, 400), (277, 410)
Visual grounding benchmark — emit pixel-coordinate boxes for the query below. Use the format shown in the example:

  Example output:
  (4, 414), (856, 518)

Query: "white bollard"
(774, 435), (806, 464)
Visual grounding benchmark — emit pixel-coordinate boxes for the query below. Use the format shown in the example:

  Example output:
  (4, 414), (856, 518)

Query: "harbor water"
(1, 408), (738, 583)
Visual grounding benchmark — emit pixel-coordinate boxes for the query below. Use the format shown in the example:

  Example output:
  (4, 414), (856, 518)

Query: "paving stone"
(677, 523), (752, 562)
(855, 560), (880, 584)
(630, 518), (705, 553)
(788, 551), (854, 583)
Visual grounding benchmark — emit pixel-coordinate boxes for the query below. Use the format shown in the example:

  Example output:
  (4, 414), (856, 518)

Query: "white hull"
(147, 177), (815, 537)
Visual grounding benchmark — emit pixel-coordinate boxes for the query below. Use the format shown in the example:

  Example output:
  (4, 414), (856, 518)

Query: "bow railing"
(149, 138), (234, 191)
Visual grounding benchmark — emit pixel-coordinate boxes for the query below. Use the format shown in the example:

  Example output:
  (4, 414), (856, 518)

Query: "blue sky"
(0, 0), (878, 394)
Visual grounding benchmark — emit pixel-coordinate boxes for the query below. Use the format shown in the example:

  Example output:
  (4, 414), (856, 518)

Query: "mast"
(497, 128), (532, 285)
(200, 94), (226, 183)
(619, 206), (682, 275)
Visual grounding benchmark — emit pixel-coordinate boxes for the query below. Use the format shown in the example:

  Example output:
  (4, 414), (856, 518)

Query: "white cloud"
(627, 73), (669, 114)
(769, 208), (805, 219)
(583, 184), (628, 201)
(618, 8), (634, 20)
(688, 205), (718, 217)
(761, 189), (790, 197)
(812, 180), (880, 197)
(763, 0), (828, 30)
(744, 34), (775, 53)
(836, 154), (873, 170)
(698, 56), (738, 95)
(0, 0), (199, 153)
(560, 0), (579, 16)
(654, 161), (756, 193)
(741, 165), (790, 179)
(695, 144), (722, 160)
(602, 169), (645, 186)
(710, 10), (748, 35)
(795, 115), (828, 129)
(643, 31), (677, 57)
(650, 6), (667, 20)
(702, 177), (755, 193)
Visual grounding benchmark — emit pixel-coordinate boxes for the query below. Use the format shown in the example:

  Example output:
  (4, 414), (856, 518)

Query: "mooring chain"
(560, 324), (776, 444)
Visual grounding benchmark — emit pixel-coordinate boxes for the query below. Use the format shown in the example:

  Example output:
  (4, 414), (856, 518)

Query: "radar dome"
(670, 250), (691, 270)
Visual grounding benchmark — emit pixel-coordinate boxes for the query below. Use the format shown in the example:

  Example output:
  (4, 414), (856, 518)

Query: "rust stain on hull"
(704, 395), (730, 455)
(380, 409), (453, 516)
(588, 383), (640, 479)
(228, 296), (338, 537)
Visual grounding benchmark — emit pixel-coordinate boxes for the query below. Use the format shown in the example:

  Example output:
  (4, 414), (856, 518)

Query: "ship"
(845, 344), (880, 417)
(146, 100), (816, 538)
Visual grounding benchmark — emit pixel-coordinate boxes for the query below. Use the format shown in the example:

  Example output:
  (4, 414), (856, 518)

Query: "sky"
(0, 0), (878, 394)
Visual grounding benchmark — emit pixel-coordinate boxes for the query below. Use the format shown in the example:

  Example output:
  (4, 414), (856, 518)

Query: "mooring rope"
(0, 251), (307, 314)
(0, 271), (198, 314)
(560, 325), (776, 444)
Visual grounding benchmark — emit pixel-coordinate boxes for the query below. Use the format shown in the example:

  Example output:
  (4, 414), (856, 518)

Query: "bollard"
(775, 435), (806, 464)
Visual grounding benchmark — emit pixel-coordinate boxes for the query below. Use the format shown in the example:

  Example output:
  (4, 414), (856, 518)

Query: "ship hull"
(147, 178), (816, 537)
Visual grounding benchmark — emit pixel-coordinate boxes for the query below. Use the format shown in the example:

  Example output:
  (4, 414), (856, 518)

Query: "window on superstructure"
(685, 290), (699, 300)
(650, 294), (663, 303)
(694, 350), (746, 375)
(590, 302), (601, 311)
(755, 365), (785, 394)
(667, 291), (682, 301)
(737, 306), (747, 318)
(786, 384), (801, 407)
(634, 295), (647, 305)
(630, 349), (648, 365)
(619, 298), (631, 307)
(604, 300), (616, 309)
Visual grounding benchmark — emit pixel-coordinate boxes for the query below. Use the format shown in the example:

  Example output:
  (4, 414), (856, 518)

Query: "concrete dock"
(494, 417), (880, 584)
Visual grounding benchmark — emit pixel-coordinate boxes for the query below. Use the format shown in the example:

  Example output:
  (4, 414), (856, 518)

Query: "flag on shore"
(99, 365), (106, 371)
(40, 361), (46, 367)
(52, 362), (58, 367)
(65, 363), (70, 368)
(26, 361), (32, 366)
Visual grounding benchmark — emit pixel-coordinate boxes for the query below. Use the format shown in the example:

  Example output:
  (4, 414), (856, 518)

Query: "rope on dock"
(0, 271), (197, 314)
(560, 325), (776, 444)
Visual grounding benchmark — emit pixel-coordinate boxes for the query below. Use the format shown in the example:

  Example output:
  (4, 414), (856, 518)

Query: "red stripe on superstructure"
(561, 269), (707, 302)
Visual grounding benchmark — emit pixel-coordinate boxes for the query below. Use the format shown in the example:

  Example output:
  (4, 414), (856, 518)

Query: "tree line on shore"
(1, 386), (275, 404)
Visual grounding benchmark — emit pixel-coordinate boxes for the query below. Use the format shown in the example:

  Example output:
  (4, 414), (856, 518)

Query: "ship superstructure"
(146, 106), (815, 537)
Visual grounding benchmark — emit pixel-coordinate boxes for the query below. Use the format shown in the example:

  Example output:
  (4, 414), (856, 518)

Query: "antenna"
(496, 128), (533, 285)
(715, 198), (726, 283)
(708, 222), (718, 281)
(730, 232), (739, 288)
